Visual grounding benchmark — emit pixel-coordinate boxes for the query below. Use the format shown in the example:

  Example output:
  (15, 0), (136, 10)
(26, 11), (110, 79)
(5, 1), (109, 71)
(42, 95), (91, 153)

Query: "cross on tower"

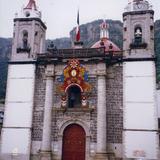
(24, 0), (37, 10)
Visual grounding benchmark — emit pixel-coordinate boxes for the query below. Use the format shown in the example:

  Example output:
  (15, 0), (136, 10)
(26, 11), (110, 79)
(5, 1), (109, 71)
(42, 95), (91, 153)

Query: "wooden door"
(62, 124), (86, 160)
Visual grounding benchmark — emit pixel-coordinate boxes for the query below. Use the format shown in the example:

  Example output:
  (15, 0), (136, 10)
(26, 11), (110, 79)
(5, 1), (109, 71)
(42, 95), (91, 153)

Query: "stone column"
(95, 63), (108, 160)
(40, 65), (54, 160)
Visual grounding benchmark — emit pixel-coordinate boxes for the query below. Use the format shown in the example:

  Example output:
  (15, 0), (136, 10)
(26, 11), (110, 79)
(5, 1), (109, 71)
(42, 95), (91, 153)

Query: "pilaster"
(40, 65), (54, 160)
(95, 63), (108, 160)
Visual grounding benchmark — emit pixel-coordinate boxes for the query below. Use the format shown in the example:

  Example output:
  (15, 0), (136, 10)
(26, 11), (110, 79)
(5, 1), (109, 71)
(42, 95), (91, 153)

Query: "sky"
(0, 0), (160, 39)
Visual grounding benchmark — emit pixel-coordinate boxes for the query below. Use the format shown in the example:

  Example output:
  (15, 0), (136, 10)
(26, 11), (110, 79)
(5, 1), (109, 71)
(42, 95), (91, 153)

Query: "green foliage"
(0, 59), (8, 99)
(155, 20), (160, 82)
(0, 38), (11, 99)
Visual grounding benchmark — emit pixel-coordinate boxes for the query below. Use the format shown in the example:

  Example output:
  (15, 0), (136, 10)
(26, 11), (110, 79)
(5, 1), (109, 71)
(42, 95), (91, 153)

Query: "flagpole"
(76, 9), (80, 42)
(74, 5), (83, 48)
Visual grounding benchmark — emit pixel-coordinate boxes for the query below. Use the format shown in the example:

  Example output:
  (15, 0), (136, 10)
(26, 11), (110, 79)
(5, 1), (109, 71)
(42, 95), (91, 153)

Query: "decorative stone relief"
(56, 59), (92, 108)
(97, 63), (106, 76)
(45, 65), (54, 77)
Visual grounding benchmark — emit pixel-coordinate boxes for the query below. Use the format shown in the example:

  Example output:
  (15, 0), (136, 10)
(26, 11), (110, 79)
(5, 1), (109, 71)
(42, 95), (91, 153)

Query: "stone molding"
(58, 119), (90, 137)
(45, 65), (54, 77)
(97, 63), (106, 76)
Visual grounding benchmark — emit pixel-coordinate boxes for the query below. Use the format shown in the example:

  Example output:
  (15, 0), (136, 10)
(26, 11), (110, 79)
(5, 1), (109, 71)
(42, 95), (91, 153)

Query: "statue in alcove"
(22, 31), (28, 49)
(134, 27), (142, 44)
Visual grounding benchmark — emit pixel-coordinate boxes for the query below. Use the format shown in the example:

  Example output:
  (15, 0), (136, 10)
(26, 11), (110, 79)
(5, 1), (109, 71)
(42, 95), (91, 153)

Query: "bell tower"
(123, 0), (154, 58)
(0, 1), (46, 160)
(12, 0), (46, 61)
(123, 0), (159, 159)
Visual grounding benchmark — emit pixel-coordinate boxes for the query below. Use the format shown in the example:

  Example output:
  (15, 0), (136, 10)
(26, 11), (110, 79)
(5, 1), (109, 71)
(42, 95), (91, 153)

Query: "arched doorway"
(62, 124), (86, 160)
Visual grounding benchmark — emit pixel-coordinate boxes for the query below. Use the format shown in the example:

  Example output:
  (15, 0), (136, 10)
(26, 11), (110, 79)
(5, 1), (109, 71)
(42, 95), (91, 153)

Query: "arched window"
(134, 26), (142, 45)
(22, 30), (28, 49)
(67, 85), (81, 108)
(40, 35), (43, 53)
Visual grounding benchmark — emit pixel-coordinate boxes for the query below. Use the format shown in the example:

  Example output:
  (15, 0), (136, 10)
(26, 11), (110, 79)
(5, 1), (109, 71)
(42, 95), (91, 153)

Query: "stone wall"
(32, 65), (46, 141)
(31, 64), (123, 144)
(106, 65), (123, 144)
(31, 63), (123, 159)
(52, 76), (98, 143)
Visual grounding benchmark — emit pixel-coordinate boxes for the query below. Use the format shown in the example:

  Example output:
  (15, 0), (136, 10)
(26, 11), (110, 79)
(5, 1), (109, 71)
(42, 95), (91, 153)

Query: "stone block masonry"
(32, 65), (46, 141)
(52, 76), (98, 143)
(106, 65), (123, 144)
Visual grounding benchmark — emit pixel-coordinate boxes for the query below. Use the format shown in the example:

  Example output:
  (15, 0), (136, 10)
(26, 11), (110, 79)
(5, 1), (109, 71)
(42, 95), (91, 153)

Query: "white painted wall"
(123, 61), (158, 159)
(6, 78), (34, 102)
(125, 77), (154, 102)
(124, 131), (158, 159)
(4, 103), (33, 127)
(156, 89), (160, 118)
(124, 103), (156, 130)
(1, 64), (35, 159)
(1, 128), (31, 154)
(8, 64), (35, 78)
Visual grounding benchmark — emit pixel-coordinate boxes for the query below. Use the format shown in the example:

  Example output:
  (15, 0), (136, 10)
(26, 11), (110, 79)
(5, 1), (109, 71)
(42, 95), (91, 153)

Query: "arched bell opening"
(134, 26), (142, 45)
(22, 30), (28, 49)
(67, 85), (82, 108)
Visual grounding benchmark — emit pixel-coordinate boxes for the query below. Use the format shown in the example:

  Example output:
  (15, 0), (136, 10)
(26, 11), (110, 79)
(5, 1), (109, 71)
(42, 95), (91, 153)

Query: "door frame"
(58, 120), (90, 160)
(62, 124), (86, 160)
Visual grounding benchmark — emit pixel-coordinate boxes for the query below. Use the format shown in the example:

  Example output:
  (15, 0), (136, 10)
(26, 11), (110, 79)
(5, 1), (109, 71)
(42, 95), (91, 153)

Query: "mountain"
(0, 38), (11, 101)
(70, 19), (123, 48)
(155, 20), (160, 81)
(46, 37), (71, 49)
(46, 19), (123, 49)
(0, 19), (160, 99)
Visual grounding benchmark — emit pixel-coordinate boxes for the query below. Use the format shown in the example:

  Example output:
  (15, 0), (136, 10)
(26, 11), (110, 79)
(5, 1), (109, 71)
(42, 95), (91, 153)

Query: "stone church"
(0, 0), (159, 160)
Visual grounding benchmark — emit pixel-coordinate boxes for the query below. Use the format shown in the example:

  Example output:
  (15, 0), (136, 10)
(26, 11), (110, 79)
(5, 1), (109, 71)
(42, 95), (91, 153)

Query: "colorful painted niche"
(58, 59), (91, 93)
(57, 59), (92, 107)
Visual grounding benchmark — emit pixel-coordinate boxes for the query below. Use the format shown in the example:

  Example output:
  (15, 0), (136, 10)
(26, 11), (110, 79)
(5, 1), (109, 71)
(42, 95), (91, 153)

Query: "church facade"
(0, 0), (159, 160)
